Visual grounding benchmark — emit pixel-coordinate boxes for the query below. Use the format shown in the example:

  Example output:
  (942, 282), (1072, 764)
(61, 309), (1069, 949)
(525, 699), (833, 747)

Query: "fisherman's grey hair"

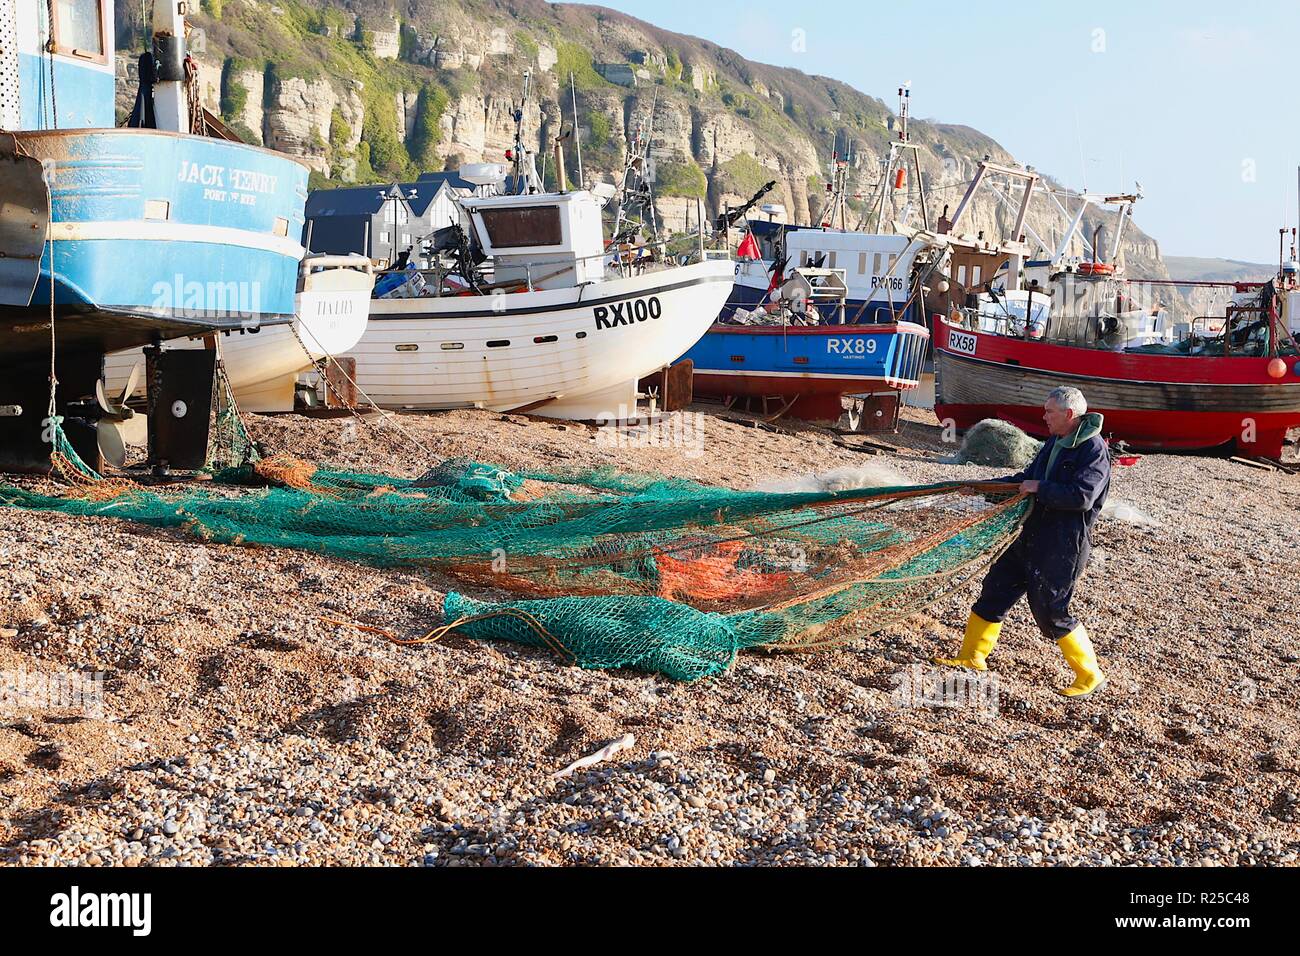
(1046, 386), (1087, 416)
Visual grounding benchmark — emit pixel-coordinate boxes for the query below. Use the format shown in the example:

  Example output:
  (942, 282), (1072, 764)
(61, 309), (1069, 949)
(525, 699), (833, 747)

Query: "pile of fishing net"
(0, 456), (1026, 681)
(952, 418), (1043, 469)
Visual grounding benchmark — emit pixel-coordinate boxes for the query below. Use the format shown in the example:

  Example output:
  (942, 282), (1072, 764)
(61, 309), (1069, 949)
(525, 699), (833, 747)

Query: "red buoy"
(894, 168), (906, 190)
(1267, 357), (1288, 379)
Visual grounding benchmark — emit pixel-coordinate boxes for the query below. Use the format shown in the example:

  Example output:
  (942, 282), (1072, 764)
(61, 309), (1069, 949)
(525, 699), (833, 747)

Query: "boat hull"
(103, 260), (373, 412)
(686, 322), (930, 422)
(1, 129), (308, 363)
(933, 319), (1300, 457)
(343, 259), (734, 419)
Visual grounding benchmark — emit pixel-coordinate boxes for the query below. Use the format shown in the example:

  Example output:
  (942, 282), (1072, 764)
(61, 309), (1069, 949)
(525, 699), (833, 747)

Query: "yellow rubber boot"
(1057, 627), (1106, 698)
(934, 613), (1001, 671)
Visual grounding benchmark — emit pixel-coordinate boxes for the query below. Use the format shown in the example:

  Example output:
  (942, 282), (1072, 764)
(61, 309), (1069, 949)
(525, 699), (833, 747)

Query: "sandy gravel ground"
(0, 404), (1297, 866)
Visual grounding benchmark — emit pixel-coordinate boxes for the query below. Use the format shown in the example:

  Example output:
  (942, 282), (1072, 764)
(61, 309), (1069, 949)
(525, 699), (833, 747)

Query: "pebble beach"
(0, 406), (1297, 867)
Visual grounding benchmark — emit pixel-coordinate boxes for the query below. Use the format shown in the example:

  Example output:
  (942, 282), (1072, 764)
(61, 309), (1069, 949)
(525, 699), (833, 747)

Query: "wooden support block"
(323, 358), (358, 409)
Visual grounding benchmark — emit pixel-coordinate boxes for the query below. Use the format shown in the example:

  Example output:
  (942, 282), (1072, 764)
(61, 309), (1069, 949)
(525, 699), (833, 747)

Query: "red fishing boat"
(922, 162), (1300, 459)
(933, 316), (1300, 458)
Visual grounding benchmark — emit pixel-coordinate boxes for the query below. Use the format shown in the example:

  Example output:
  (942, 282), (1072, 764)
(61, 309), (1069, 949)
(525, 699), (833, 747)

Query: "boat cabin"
(460, 189), (606, 291)
(786, 230), (916, 301)
(4, 0), (116, 130)
(1284, 288), (1300, 335)
(974, 288), (1049, 338)
(746, 222), (919, 310)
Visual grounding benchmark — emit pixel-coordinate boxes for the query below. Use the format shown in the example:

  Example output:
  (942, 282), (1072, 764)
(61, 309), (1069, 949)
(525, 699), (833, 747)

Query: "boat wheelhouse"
(726, 222), (923, 325)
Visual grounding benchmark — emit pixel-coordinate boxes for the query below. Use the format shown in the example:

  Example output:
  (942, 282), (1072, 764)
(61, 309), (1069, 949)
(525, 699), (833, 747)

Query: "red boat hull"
(691, 369), (896, 421)
(933, 319), (1300, 457)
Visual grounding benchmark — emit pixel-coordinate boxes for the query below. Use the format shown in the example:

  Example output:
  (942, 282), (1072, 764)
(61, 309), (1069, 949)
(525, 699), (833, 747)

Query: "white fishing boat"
(339, 132), (731, 419)
(103, 255), (374, 413)
(353, 259), (734, 419)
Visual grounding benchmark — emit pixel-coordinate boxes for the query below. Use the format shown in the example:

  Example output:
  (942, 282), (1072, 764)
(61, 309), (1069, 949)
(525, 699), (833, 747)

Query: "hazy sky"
(590, 0), (1300, 265)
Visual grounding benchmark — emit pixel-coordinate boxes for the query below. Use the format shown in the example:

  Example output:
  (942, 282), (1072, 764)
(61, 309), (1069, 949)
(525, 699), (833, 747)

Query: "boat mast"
(612, 92), (659, 243)
(1051, 193), (1094, 264)
(642, 89), (659, 241)
(612, 125), (635, 240)
(861, 86), (929, 234)
(879, 86), (908, 232)
(150, 0), (189, 133)
(947, 161), (1038, 290)
(1050, 188), (1139, 268)
(842, 142), (852, 230)
(1110, 199), (1131, 264)
(820, 147), (849, 229)
(510, 71), (542, 194)
(570, 72), (584, 190)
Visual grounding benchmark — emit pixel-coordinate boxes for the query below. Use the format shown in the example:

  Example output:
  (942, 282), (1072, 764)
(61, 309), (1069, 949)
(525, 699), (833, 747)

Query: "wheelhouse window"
(53, 0), (105, 59)
(478, 206), (562, 248)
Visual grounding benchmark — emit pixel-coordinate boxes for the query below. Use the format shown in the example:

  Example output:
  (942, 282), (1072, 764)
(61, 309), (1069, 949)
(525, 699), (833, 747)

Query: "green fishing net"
(0, 456), (1026, 680)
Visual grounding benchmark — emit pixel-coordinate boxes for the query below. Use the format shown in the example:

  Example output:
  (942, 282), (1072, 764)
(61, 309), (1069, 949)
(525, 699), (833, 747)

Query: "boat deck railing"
(301, 253), (374, 277)
(957, 303), (1296, 358)
(372, 240), (731, 296)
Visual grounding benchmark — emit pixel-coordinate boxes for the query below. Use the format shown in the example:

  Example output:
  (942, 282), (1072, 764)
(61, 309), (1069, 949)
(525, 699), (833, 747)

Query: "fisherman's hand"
(1020, 480), (1040, 494)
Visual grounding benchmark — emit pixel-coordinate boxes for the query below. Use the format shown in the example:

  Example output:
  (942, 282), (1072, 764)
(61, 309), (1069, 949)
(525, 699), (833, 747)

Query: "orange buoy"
(893, 168), (906, 190)
(1267, 357), (1288, 379)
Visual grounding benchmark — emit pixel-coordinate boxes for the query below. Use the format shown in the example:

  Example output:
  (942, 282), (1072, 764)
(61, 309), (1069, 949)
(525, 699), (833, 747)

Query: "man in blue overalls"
(935, 386), (1110, 698)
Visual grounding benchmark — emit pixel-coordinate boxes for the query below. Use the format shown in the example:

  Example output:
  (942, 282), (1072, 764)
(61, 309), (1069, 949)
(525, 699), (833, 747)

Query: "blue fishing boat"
(690, 223), (932, 424)
(684, 321), (930, 423)
(0, 0), (309, 470)
(686, 88), (937, 425)
(690, 227), (931, 424)
(5, 129), (307, 355)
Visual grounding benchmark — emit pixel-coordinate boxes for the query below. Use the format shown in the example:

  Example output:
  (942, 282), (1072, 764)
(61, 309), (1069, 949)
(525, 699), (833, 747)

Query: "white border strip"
(47, 221), (304, 259)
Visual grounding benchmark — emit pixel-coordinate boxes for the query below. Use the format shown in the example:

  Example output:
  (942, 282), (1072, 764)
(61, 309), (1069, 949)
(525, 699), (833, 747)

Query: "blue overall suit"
(972, 412), (1110, 640)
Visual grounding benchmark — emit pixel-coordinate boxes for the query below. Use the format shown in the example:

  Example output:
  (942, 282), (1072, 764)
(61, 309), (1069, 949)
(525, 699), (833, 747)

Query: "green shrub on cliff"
(719, 154), (778, 196)
(409, 83), (450, 169)
(652, 159), (706, 198)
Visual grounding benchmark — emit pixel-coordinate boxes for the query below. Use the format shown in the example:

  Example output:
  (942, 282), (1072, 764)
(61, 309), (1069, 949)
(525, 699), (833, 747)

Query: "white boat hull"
(104, 259), (373, 412)
(344, 259), (734, 420)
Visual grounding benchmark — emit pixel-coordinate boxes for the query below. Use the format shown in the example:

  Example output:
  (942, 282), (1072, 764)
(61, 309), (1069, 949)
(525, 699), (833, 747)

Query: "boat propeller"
(95, 363), (145, 467)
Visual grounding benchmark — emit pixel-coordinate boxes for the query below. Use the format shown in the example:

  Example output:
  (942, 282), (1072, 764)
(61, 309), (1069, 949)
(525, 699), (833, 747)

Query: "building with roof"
(304, 171), (475, 266)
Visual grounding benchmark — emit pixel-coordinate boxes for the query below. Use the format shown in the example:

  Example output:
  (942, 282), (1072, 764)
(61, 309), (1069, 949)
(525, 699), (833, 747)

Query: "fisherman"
(935, 386), (1110, 698)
